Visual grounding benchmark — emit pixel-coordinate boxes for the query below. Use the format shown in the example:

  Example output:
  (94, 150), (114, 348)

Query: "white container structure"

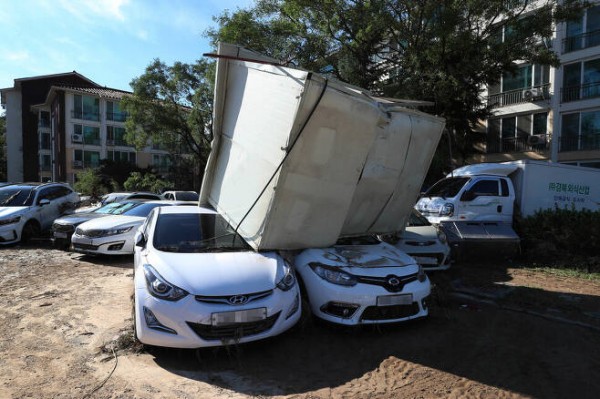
(200, 43), (446, 250)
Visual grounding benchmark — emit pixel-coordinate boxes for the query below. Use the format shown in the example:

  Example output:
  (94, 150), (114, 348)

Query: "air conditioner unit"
(522, 88), (544, 101)
(527, 134), (546, 145)
(72, 134), (83, 143)
(106, 139), (115, 146)
(73, 160), (83, 167)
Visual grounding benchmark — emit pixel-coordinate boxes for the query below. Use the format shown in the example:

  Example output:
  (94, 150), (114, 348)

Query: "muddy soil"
(1, 240), (599, 399)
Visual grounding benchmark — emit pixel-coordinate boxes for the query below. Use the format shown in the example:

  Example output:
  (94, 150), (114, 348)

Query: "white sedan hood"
(144, 250), (282, 296)
(77, 215), (144, 230)
(0, 206), (29, 218)
(300, 243), (419, 276)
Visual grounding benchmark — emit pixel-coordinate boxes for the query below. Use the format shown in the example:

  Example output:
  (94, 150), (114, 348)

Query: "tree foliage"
(208, 0), (586, 182)
(120, 59), (215, 190)
(123, 172), (172, 194)
(73, 168), (117, 200)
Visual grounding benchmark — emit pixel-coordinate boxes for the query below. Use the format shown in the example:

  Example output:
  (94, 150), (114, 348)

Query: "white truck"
(416, 160), (600, 225)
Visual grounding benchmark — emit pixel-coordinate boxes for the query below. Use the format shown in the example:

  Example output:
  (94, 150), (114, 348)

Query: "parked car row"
(1, 183), (452, 350)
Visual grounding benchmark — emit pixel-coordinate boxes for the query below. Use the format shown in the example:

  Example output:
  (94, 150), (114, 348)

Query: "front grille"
(360, 303), (420, 321)
(73, 243), (99, 251)
(408, 252), (445, 264)
(186, 312), (280, 341)
(195, 290), (273, 305)
(52, 224), (75, 233)
(76, 229), (105, 238)
(356, 273), (419, 293)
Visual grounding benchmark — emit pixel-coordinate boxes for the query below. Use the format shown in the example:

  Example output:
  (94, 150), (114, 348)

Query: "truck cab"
(416, 174), (515, 224)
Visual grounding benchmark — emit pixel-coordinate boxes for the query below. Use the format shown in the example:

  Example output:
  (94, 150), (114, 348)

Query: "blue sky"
(0, 0), (254, 93)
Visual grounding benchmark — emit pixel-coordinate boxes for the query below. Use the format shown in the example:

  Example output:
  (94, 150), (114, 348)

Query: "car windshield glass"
(153, 213), (251, 252)
(0, 187), (35, 207)
(176, 192), (199, 201)
(93, 202), (131, 214)
(424, 177), (470, 198)
(123, 203), (169, 217)
(408, 210), (431, 227)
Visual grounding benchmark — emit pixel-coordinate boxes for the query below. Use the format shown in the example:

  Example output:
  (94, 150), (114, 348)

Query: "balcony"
(106, 111), (127, 122)
(487, 134), (549, 154)
(561, 82), (600, 103)
(562, 30), (600, 53)
(487, 84), (550, 108)
(71, 110), (100, 122)
(559, 134), (600, 152)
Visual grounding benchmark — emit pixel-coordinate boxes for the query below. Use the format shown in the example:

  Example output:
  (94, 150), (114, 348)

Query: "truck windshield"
(424, 177), (470, 198)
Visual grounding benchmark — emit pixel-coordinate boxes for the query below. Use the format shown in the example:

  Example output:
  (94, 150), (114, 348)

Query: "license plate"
(413, 256), (437, 265)
(377, 294), (413, 306)
(54, 232), (68, 238)
(211, 308), (267, 326)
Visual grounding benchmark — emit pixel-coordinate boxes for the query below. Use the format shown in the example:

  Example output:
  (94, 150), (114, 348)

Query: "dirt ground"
(1, 239), (600, 399)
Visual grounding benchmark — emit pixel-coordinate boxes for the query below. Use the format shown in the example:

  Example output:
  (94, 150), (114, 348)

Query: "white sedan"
(71, 200), (192, 255)
(392, 210), (452, 271)
(294, 236), (430, 326)
(132, 206), (301, 348)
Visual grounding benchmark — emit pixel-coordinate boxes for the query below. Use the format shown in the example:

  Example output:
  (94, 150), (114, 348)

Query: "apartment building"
(1, 72), (170, 185)
(482, 0), (600, 169)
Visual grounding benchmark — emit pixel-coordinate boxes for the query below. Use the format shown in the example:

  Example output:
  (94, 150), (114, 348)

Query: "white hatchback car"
(294, 236), (430, 326)
(71, 200), (191, 255)
(132, 206), (301, 348)
(392, 210), (452, 271)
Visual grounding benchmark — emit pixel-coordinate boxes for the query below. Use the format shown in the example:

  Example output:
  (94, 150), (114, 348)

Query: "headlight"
(276, 263), (297, 291)
(439, 203), (454, 216)
(100, 226), (134, 237)
(437, 228), (448, 244)
(143, 264), (188, 301)
(0, 216), (21, 226)
(309, 263), (357, 286)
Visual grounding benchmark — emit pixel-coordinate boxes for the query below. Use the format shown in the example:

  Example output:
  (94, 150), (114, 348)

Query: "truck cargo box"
(200, 43), (445, 250)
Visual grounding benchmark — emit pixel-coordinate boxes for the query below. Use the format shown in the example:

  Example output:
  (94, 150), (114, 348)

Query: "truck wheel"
(21, 221), (41, 244)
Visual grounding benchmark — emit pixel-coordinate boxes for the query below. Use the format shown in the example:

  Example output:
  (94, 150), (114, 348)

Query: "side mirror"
(134, 232), (147, 248)
(38, 198), (51, 206)
(461, 191), (476, 201)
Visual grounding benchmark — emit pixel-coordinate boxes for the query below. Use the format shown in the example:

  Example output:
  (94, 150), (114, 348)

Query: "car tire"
(53, 238), (70, 250)
(21, 221), (40, 244)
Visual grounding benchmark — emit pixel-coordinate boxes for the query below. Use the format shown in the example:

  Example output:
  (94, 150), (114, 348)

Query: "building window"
(107, 150), (136, 164)
(40, 132), (51, 150)
(73, 94), (99, 121)
(73, 149), (100, 168)
(487, 112), (548, 154)
(74, 124), (100, 146)
(560, 110), (600, 152)
(564, 5), (600, 53)
(106, 101), (127, 122)
(106, 126), (128, 146)
(40, 154), (51, 171)
(562, 58), (600, 102)
(39, 111), (50, 128)
(152, 154), (171, 173)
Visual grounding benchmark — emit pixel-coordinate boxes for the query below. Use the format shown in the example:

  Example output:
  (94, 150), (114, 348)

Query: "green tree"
(123, 172), (172, 194)
(208, 0), (586, 182)
(73, 168), (117, 200)
(120, 59), (215, 191)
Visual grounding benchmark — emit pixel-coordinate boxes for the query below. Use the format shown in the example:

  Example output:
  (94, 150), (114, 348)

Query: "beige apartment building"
(481, 0), (600, 169)
(1, 72), (170, 185)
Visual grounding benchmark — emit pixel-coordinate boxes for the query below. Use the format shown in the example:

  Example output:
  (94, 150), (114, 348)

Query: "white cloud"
(5, 50), (31, 62)
(58, 0), (130, 23)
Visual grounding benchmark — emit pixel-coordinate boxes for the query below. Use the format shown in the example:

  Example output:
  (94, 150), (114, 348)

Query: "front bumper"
(301, 270), (430, 325)
(0, 224), (21, 244)
(71, 234), (133, 255)
(134, 285), (301, 348)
